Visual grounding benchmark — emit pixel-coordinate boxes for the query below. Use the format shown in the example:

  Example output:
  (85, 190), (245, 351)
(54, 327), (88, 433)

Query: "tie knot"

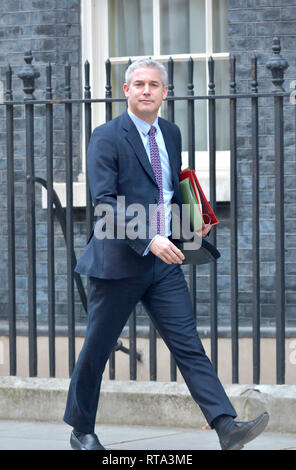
(148, 125), (156, 137)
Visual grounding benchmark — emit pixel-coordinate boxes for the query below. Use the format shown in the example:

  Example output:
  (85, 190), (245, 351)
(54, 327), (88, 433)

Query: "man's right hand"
(149, 235), (185, 265)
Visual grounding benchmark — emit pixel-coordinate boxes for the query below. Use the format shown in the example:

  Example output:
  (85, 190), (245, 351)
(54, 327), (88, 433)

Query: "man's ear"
(162, 85), (168, 100)
(123, 83), (129, 98)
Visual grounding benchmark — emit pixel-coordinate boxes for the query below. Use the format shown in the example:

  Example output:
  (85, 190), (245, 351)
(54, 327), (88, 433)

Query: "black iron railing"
(1, 37), (292, 384)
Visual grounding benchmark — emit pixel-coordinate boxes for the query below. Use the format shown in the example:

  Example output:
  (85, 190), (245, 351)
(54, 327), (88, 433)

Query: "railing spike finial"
(266, 37), (289, 92)
(64, 63), (71, 99)
(5, 63), (13, 101)
(187, 57), (194, 95)
(84, 60), (91, 99)
(251, 55), (258, 94)
(105, 58), (112, 98)
(229, 54), (237, 94)
(208, 56), (215, 95)
(17, 50), (40, 101)
(168, 56), (174, 94)
(45, 62), (52, 100)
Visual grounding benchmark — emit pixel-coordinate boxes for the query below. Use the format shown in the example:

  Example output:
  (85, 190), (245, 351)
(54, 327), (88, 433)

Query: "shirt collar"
(127, 108), (159, 137)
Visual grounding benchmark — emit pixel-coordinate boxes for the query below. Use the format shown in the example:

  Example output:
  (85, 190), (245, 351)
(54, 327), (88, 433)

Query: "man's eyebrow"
(133, 79), (161, 84)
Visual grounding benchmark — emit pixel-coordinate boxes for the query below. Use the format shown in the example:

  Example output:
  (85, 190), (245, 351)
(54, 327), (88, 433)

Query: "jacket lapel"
(122, 111), (180, 194)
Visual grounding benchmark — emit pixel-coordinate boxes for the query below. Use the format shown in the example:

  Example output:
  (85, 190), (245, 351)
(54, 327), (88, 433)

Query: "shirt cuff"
(143, 235), (160, 256)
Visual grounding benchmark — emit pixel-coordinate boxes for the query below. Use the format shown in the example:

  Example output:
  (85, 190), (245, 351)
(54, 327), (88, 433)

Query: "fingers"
(195, 225), (211, 239)
(170, 243), (185, 264)
(161, 250), (182, 265)
(150, 237), (185, 264)
(201, 225), (212, 237)
(159, 245), (183, 264)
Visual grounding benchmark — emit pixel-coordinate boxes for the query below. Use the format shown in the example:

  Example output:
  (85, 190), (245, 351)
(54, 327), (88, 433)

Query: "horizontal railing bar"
(0, 91), (292, 107)
(0, 98), (125, 105)
(168, 92), (292, 99)
(108, 53), (229, 64)
(1, 322), (295, 339)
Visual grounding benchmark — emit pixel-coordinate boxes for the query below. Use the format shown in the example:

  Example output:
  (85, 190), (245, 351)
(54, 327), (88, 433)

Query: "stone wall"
(0, 0), (85, 324)
(228, 0), (296, 328)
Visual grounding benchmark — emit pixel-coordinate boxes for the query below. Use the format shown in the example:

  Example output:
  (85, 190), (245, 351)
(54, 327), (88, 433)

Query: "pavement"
(0, 420), (295, 451)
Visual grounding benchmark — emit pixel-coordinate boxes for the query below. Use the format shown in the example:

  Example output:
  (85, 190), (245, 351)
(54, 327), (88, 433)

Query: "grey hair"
(125, 58), (168, 86)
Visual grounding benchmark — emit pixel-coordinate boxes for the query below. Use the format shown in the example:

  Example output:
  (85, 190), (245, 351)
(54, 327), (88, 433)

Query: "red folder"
(179, 168), (219, 228)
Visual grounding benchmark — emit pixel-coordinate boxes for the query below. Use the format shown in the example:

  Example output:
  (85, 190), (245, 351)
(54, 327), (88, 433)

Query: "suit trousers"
(64, 254), (237, 433)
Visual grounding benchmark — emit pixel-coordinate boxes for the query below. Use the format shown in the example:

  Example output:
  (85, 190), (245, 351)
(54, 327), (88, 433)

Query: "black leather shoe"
(70, 430), (105, 450)
(218, 411), (269, 450)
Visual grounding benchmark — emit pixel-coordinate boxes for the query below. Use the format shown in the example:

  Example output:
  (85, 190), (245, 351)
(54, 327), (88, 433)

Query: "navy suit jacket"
(75, 111), (183, 279)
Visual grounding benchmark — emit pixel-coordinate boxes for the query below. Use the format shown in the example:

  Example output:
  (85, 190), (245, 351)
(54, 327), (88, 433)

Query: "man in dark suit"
(63, 59), (269, 450)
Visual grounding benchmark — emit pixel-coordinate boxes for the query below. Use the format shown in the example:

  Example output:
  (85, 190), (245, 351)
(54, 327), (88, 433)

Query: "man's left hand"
(195, 225), (212, 238)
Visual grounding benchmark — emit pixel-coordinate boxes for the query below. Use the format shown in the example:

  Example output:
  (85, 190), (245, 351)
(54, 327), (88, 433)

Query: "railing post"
(17, 51), (40, 377)
(229, 55), (239, 384)
(187, 58), (197, 330)
(105, 59), (112, 122)
(129, 310), (137, 380)
(45, 62), (55, 377)
(208, 56), (218, 372)
(64, 63), (76, 376)
(167, 57), (175, 123)
(251, 55), (260, 384)
(5, 64), (17, 376)
(266, 37), (289, 384)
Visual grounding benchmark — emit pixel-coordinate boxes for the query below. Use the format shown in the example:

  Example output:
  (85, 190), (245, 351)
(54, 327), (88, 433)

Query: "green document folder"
(179, 177), (204, 232)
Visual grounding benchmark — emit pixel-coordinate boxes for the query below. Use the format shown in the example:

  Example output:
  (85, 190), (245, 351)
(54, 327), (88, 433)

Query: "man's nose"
(143, 84), (151, 94)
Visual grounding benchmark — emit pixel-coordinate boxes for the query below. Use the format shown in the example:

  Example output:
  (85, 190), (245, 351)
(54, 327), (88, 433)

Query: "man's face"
(123, 67), (168, 122)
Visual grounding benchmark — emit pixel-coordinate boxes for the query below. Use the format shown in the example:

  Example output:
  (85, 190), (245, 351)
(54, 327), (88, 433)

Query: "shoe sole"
(227, 412), (270, 450)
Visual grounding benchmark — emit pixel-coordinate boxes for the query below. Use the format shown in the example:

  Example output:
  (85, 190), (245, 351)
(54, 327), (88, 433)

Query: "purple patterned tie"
(148, 125), (166, 236)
